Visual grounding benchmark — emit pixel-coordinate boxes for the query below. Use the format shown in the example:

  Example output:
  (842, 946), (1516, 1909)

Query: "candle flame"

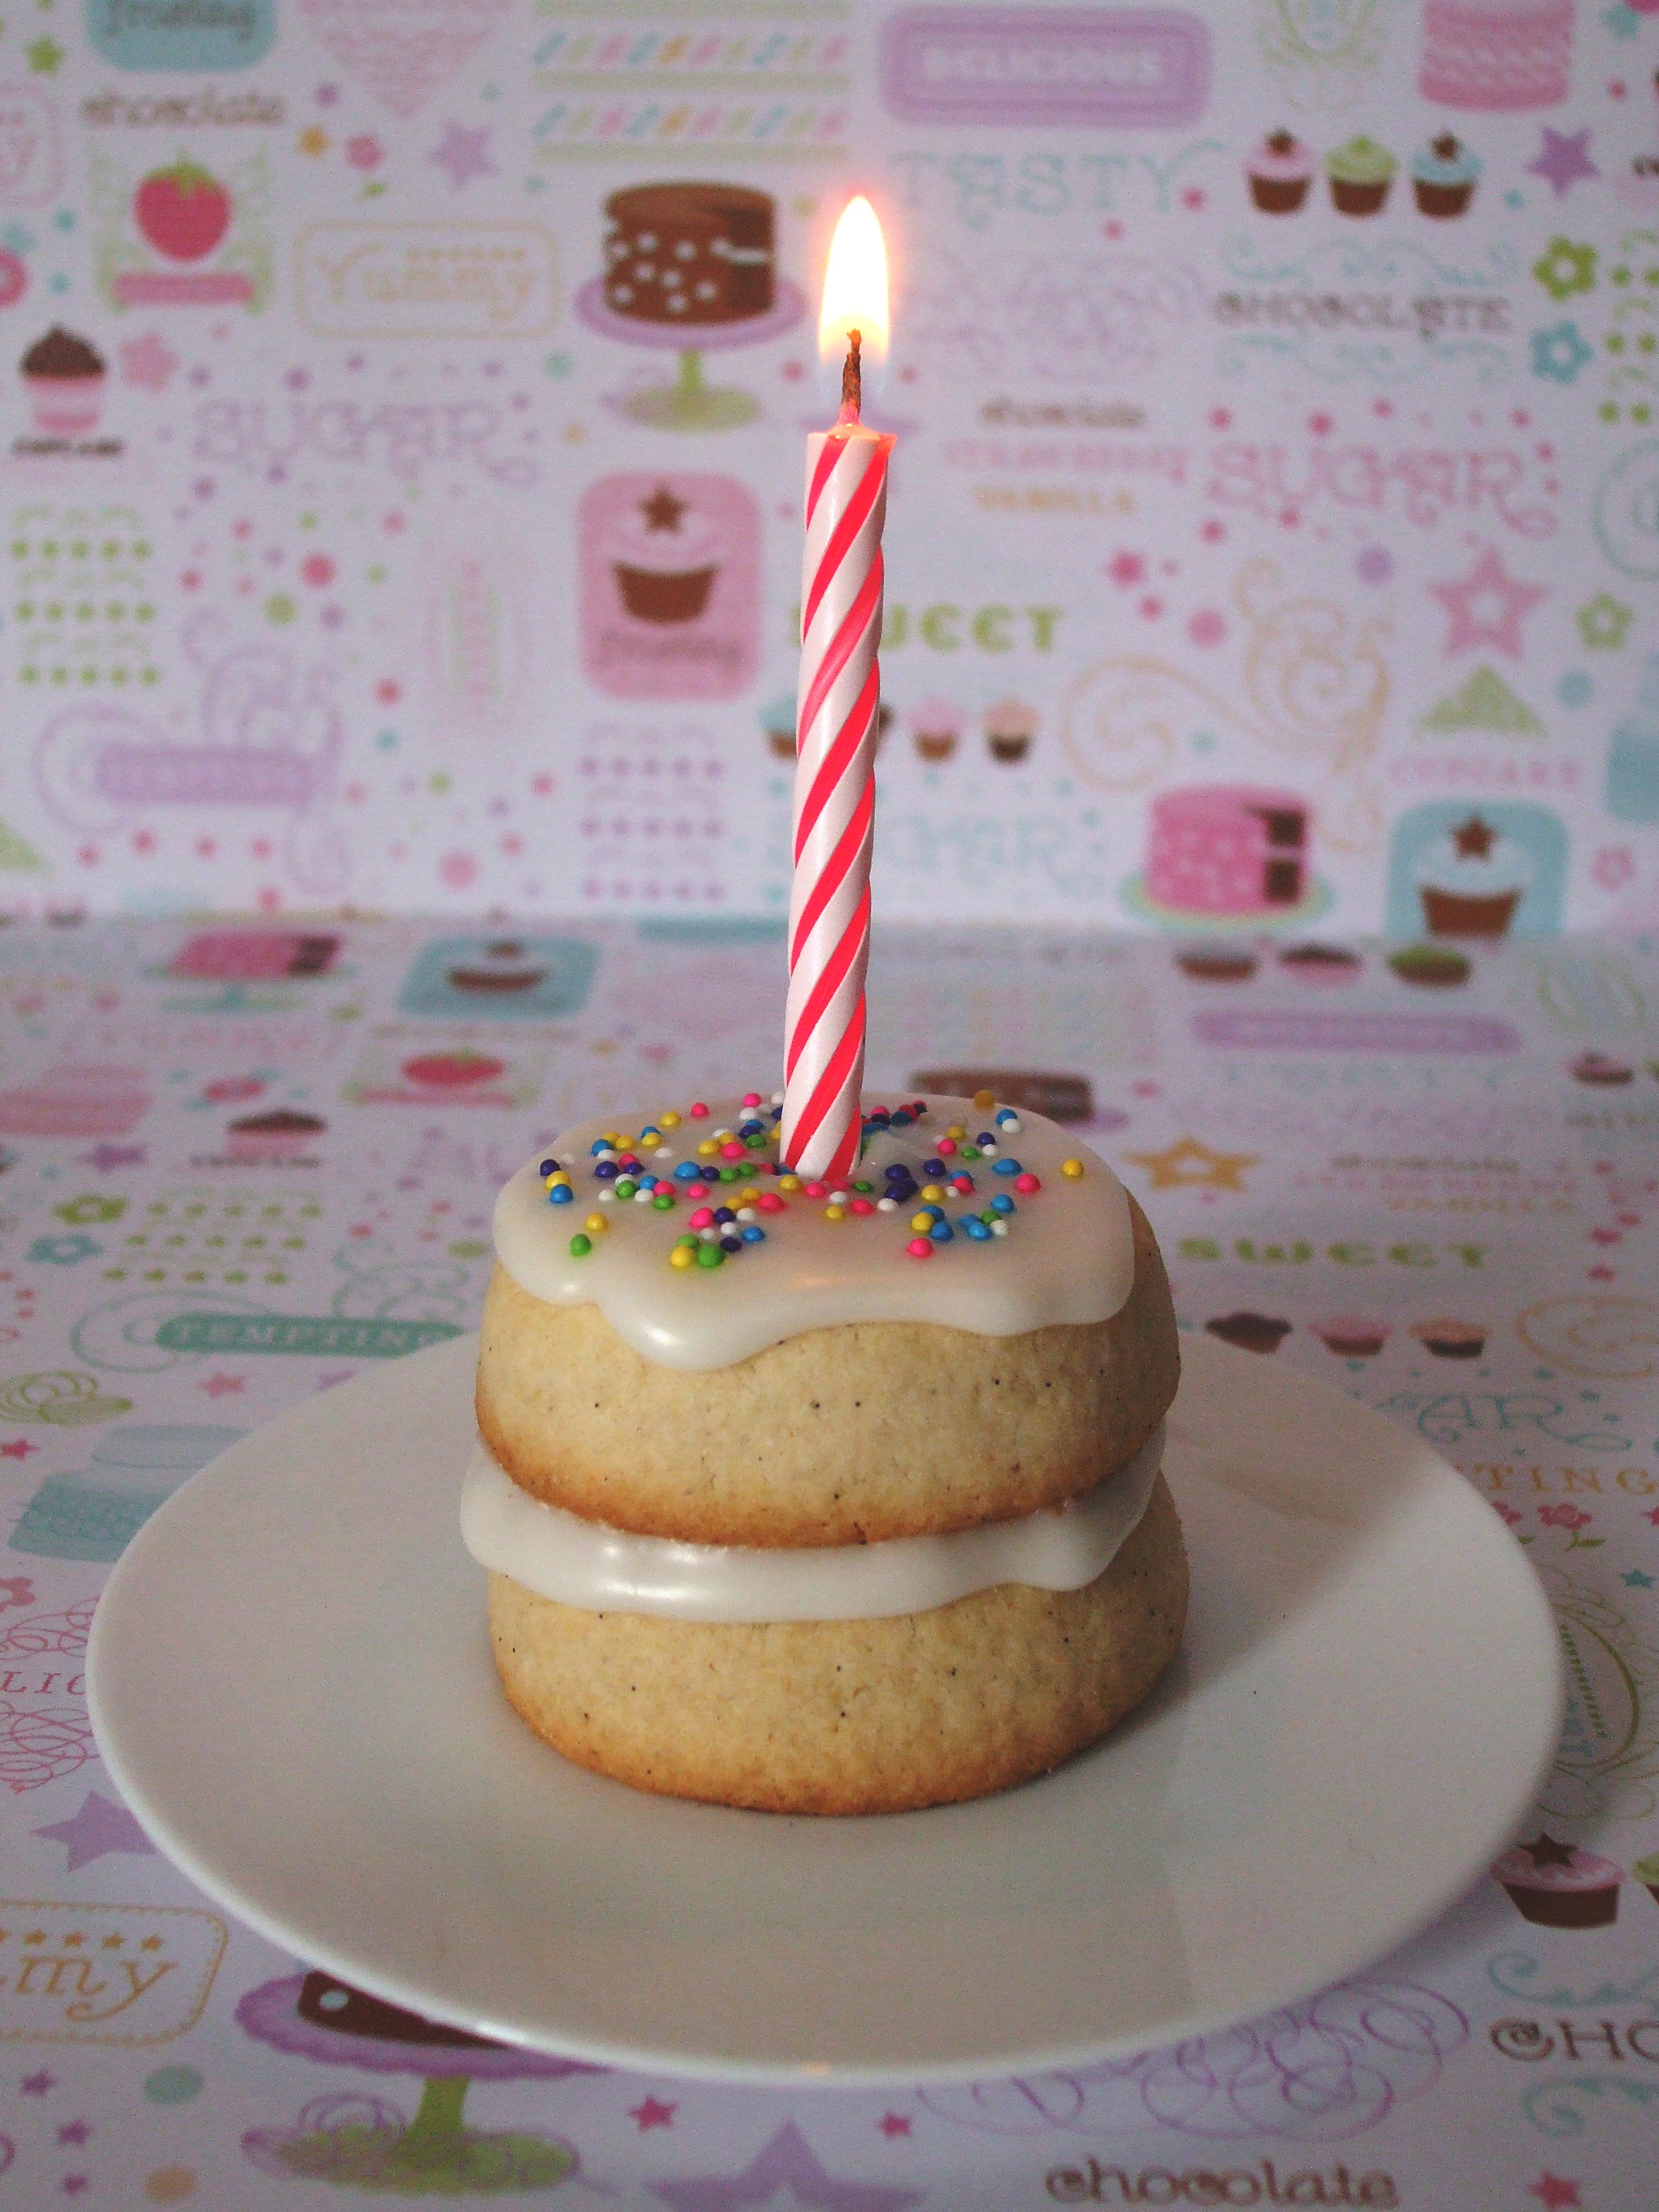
(817, 197), (889, 374)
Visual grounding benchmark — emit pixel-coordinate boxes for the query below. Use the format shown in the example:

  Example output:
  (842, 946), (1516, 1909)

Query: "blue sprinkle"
(713, 1206), (736, 1224)
(719, 1232), (744, 1253)
(964, 1217), (992, 1241)
(742, 1225), (766, 1244)
(538, 1157), (559, 1178)
(991, 1193), (1015, 1215)
(640, 1125), (659, 1138)
(590, 1140), (612, 1156)
(929, 1219), (954, 1244)
(548, 1185), (573, 1206)
(923, 1158), (945, 1175)
(891, 1109), (913, 1126)
(995, 1109), (1017, 1125)
(993, 1158), (1021, 1177)
(593, 1160), (619, 1180)
(976, 1132), (997, 1147)
(674, 1162), (699, 1182)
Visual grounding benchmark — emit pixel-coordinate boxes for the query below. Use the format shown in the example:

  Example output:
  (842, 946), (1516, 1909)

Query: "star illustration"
(1, 1438), (39, 1460)
(1529, 2178), (1581, 2212)
(630, 2097), (677, 2131)
(199, 1372), (245, 1398)
(430, 120), (496, 189)
(1123, 1137), (1258, 1193)
(1527, 128), (1599, 199)
(1452, 815), (1497, 860)
(642, 485), (687, 532)
(876, 2114), (911, 2139)
(1646, 1506), (1659, 1527)
(21, 2072), (56, 2095)
(1429, 546), (1547, 660)
(649, 2121), (925, 2212)
(1517, 1833), (1578, 1870)
(32, 1792), (156, 1874)
(56, 2122), (90, 2148)
(117, 334), (178, 394)
(1623, 1568), (1656, 1589)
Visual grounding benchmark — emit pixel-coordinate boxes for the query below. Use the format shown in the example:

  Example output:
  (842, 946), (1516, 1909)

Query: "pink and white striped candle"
(781, 201), (895, 1184)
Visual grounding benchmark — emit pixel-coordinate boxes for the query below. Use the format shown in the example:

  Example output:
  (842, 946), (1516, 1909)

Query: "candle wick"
(839, 330), (862, 423)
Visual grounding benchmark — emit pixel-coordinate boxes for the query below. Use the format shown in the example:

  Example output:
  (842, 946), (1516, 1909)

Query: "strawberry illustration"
(133, 160), (232, 264)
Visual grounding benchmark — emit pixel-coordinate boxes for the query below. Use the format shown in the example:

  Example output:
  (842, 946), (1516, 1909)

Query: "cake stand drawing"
(576, 276), (805, 431)
(238, 1970), (599, 2195)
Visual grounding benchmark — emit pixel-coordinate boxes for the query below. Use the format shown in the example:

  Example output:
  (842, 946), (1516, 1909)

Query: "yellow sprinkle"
(946, 1124), (966, 1141)
(778, 1174), (802, 1193)
(824, 1203), (846, 1221)
(921, 1183), (945, 1202)
(660, 1111), (682, 1128)
(639, 1133), (660, 1151)
(697, 1138), (719, 1157)
(585, 1213), (608, 1235)
(739, 1186), (760, 1204)
(1061, 1158), (1085, 1179)
(669, 1244), (695, 1269)
(544, 1172), (570, 1189)
(973, 1089), (995, 1111)
(910, 1211), (935, 1233)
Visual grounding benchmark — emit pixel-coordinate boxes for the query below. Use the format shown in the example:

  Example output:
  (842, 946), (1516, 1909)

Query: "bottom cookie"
(487, 1473), (1188, 1815)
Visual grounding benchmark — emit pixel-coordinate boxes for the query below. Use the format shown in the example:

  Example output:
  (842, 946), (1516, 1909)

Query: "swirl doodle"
(1517, 1297), (1659, 1379)
(1062, 558), (1389, 851)
(905, 248), (1204, 383)
(1522, 2075), (1659, 2138)
(0, 1369), (134, 1425)
(0, 1599), (94, 1655)
(1489, 1952), (1659, 2013)
(919, 1976), (1468, 2144)
(0, 1700), (97, 1794)
(1594, 440), (1659, 581)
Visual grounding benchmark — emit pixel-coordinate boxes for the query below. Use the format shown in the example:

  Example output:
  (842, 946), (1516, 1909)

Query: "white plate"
(89, 1330), (1562, 2087)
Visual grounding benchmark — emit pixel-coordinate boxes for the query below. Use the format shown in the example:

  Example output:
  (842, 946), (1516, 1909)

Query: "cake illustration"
(911, 695), (963, 762)
(1313, 1315), (1389, 1357)
(1205, 1312), (1292, 1354)
(1493, 1833), (1623, 1927)
(1388, 944), (1472, 989)
(1278, 943), (1362, 985)
(1410, 1317), (1487, 1359)
(1412, 133), (1482, 215)
(1146, 787), (1308, 918)
(169, 929), (340, 981)
(908, 1070), (1095, 1123)
(1420, 0), (1576, 112)
(466, 1090), (1186, 1814)
(1327, 137), (1397, 216)
(1246, 130), (1315, 213)
(984, 697), (1039, 764)
(601, 182), (774, 326)
(607, 482), (722, 624)
(12, 1423), (245, 1564)
(0, 1062), (150, 1138)
(20, 327), (106, 436)
(446, 940), (549, 995)
(225, 1108), (326, 1163)
(1418, 666), (1544, 740)
(1571, 1050), (1635, 1087)
(1416, 815), (1531, 938)
(1176, 944), (1258, 983)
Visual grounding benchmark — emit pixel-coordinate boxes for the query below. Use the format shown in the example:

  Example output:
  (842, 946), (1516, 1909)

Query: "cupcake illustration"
(1246, 130), (1315, 213)
(1417, 815), (1531, 939)
(20, 326), (107, 436)
(1412, 133), (1482, 217)
(984, 697), (1038, 764)
(1493, 1835), (1623, 1929)
(1387, 944), (1471, 989)
(1410, 1317), (1486, 1360)
(608, 482), (722, 624)
(445, 940), (548, 996)
(1205, 1312), (1292, 1355)
(911, 695), (963, 762)
(1571, 1050), (1635, 1087)
(1176, 944), (1258, 983)
(1313, 1315), (1390, 1358)
(225, 1109), (326, 1163)
(1327, 137), (1397, 216)
(1633, 1852), (1659, 1907)
(1278, 943), (1362, 985)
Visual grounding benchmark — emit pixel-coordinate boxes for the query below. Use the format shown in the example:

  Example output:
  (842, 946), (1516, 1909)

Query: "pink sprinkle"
(720, 1140), (746, 1160)
(1015, 1172), (1041, 1194)
(937, 1137), (957, 1156)
(685, 1181), (709, 1199)
(756, 1192), (786, 1214)
(742, 1091), (761, 1108)
(950, 1174), (973, 1194)
(804, 1180), (826, 1199)
(689, 1207), (715, 1229)
(689, 1102), (709, 1119)
(850, 1198), (874, 1216)
(905, 1237), (934, 1259)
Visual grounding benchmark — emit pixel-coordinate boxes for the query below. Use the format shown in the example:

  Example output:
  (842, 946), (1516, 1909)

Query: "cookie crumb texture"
(476, 1195), (1178, 1547)
(487, 1476), (1188, 1815)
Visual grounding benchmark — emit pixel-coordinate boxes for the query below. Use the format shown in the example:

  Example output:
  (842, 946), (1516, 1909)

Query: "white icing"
(492, 1094), (1134, 1371)
(461, 1424), (1164, 1624)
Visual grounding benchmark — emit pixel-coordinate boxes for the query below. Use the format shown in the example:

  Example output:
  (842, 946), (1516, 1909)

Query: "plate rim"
(89, 1330), (1566, 2089)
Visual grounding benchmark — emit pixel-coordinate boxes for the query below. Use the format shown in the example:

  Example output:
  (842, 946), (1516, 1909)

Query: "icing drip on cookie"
(462, 1424), (1164, 1623)
(492, 1093), (1135, 1370)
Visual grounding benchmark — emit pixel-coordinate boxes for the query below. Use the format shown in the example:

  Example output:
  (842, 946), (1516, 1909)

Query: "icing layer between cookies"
(461, 1423), (1164, 1623)
(492, 1093), (1135, 1370)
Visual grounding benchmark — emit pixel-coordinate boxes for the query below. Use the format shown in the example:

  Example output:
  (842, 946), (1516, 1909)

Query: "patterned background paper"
(0, 1), (1655, 932)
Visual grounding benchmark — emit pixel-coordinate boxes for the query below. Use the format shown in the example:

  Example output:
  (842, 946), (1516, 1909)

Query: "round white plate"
(89, 1330), (1562, 2087)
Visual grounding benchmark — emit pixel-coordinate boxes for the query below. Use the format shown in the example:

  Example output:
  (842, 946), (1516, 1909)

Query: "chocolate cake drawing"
(601, 181), (775, 327)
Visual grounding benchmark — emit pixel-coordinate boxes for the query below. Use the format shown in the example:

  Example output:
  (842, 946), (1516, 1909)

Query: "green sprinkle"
(719, 1165), (742, 1183)
(696, 1241), (725, 1268)
(745, 1133), (767, 1150)
(676, 1234), (699, 1248)
(615, 1178), (637, 1199)
(853, 1179), (874, 1194)
(653, 1192), (676, 1211)
(570, 1234), (592, 1258)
